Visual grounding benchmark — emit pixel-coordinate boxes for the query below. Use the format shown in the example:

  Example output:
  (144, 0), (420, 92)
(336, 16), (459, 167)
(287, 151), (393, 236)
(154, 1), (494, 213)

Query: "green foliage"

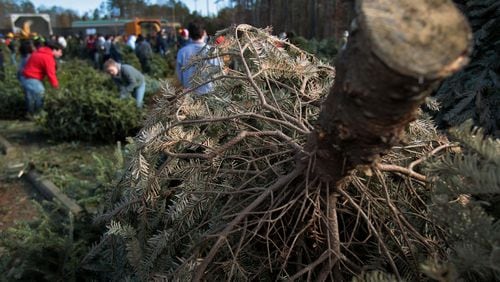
(424, 121), (500, 281)
(0, 63), (25, 119)
(433, 0), (500, 137)
(120, 45), (141, 70)
(121, 44), (175, 79)
(0, 145), (127, 281)
(144, 74), (161, 97)
(63, 37), (85, 59)
(39, 60), (143, 142)
(291, 36), (338, 62)
(0, 203), (87, 281)
(150, 51), (176, 79)
(29, 142), (125, 212)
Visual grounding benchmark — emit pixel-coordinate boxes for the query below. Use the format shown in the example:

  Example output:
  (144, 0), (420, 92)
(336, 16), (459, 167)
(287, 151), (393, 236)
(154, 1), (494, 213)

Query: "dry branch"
(377, 163), (427, 182)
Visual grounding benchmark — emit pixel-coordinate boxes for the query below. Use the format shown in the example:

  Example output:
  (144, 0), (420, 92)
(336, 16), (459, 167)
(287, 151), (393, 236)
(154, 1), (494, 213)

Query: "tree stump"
(310, 0), (472, 181)
(306, 0), (472, 279)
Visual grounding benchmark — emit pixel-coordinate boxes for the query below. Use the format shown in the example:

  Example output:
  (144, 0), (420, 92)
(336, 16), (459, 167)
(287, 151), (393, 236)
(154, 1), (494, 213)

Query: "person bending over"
(21, 41), (63, 114)
(104, 58), (146, 108)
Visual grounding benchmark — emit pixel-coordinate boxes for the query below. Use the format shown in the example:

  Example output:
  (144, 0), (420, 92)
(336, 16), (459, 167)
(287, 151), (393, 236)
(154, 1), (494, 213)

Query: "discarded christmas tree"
(85, 0), (474, 280)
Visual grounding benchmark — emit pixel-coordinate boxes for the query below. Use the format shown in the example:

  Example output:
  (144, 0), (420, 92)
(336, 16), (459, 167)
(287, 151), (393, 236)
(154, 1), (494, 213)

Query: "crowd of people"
(0, 21), (245, 118)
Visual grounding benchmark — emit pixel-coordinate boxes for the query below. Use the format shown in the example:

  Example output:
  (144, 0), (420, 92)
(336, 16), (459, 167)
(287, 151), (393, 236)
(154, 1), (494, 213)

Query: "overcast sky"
(28, 0), (226, 17)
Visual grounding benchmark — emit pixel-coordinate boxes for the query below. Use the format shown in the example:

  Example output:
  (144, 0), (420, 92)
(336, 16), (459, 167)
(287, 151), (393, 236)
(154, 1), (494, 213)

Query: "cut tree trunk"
(304, 0), (472, 278)
(307, 0), (472, 182)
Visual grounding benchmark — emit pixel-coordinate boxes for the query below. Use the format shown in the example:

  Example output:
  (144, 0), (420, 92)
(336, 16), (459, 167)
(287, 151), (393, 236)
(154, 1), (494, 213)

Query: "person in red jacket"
(21, 41), (63, 114)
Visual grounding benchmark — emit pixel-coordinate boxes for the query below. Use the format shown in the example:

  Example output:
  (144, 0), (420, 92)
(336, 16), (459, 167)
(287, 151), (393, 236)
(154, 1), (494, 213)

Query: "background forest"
(0, 0), (352, 39)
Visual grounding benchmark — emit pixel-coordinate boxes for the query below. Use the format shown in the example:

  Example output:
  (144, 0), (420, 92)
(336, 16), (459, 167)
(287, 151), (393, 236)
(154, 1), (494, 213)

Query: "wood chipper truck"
(124, 18), (161, 37)
(10, 13), (52, 39)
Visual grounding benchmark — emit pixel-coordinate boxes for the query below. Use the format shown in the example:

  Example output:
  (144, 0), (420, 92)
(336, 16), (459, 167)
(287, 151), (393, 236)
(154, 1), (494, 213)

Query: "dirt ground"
(0, 120), (115, 231)
(0, 121), (40, 231)
(0, 179), (38, 231)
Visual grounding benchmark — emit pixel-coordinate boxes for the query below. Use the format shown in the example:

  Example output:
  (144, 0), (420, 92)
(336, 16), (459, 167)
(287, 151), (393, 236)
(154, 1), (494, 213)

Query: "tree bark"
(306, 0), (472, 183)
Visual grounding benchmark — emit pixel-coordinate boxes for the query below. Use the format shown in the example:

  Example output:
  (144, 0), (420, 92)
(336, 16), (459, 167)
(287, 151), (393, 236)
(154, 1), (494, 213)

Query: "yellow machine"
(20, 20), (33, 39)
(10, 14), (52, 38)
(124, 18), (161, 36)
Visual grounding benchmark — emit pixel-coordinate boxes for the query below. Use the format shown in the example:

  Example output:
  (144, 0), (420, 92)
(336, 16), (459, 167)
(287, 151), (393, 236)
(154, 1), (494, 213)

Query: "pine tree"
(433, 0), (500, 137)
(423, 121), (500, 281)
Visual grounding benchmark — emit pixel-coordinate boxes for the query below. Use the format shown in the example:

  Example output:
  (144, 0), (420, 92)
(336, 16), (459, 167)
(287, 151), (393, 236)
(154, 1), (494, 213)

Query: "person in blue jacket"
(176, 21), (221, 95)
